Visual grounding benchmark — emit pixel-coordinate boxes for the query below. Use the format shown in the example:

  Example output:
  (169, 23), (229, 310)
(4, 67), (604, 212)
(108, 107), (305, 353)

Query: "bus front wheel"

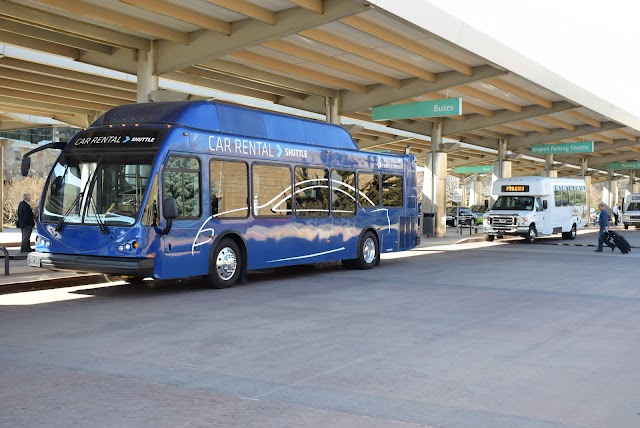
(208, 238), (241, 289)
(524, 225), (536, 243)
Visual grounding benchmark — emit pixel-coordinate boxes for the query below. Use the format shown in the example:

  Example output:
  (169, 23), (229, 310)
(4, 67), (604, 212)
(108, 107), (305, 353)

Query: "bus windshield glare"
(41, 130), (161, 227)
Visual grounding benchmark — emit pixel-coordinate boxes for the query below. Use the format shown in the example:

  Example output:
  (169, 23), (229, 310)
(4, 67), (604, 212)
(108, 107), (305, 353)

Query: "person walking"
(595, 202), (615, 253)
(612, 202), (620, 226)
(17, 193), (35, 253)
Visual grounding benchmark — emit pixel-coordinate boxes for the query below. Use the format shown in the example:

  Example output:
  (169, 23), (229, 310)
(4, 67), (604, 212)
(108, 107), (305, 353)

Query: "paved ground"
(1, 226), (640, 427)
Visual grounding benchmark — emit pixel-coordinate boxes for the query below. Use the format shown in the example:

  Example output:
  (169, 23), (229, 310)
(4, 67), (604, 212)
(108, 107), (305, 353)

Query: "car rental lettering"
(208, 135), (308, 159)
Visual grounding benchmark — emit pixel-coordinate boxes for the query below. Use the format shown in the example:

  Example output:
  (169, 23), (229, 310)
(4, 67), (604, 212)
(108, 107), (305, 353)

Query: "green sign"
(372, 98), (462, 121)
(607, 161), (640, 170)
(530, 141), (593, 155)
(454, 165), (493, 173)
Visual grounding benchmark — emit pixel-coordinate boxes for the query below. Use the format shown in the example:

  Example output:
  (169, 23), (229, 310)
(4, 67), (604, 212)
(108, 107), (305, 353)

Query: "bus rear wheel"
(562, 224), (577, 240)
(208, 238), (241, 289)
(354, 231), (379, 270)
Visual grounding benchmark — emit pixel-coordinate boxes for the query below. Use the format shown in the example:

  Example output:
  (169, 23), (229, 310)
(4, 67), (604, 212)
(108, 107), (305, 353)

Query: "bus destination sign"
(501, 185), (529, 192)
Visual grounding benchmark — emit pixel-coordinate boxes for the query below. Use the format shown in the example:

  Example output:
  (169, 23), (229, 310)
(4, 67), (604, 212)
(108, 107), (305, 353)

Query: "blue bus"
(25, 101), (419, 288)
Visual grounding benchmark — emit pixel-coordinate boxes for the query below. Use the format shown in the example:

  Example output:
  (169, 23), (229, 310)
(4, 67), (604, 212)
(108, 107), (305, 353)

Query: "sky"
(426, 0), (640, 117)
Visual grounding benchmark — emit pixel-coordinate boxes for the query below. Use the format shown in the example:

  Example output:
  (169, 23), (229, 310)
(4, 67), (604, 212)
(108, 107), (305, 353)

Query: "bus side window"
(210, 159), (248, 218)
(358, 172), (380, 207)
(141, 174), (159, 226)
(536, 197), (543, 211)
(163, 155), (201, 218)
(294, 167), (329, 217)
(331, 170), (356, 217)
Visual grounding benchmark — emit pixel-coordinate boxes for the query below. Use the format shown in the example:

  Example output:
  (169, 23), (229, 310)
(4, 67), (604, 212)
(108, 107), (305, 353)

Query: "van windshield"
(492, 196), (534, 211)
(627, 202), (640, 211)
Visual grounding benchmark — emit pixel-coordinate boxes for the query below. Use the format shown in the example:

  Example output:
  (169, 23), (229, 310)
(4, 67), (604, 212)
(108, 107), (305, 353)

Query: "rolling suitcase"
(606, 230), (631, 254)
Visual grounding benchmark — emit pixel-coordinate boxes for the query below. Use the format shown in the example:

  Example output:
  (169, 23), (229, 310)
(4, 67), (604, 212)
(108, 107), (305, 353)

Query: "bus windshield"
(492, 196), (534, 211)
(41, 130), (162, 227)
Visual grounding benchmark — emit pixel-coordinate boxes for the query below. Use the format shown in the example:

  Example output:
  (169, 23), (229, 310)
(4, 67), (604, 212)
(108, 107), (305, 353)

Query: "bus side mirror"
(21, 157), (31, 177)
(543, 200), (548, 210)
(160, 197), (178, 235)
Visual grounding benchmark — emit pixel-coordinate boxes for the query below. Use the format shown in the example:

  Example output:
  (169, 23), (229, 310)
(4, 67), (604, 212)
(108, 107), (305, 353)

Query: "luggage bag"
(606, 230), (631, 254)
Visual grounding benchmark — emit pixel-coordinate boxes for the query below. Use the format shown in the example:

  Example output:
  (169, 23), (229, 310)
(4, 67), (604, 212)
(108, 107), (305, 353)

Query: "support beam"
(508, 122), (624, 149)
(0, 18), (112, 54)
(0, 0), (148, 50)
(262, 40), (401, 87)
(341, 65), (504, 114)
(443, 101), (575, 136)
(300, 28), (436, 82)
(121, 0), (231, 34)
(156, 0), (369, 74)
(28, 0), (189, 44)
(201, 60), (332, 97)
(341, 15), (473, 75)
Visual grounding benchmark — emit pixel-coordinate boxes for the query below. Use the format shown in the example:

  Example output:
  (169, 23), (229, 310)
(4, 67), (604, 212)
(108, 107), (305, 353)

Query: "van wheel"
(353, 231), (379, 270)
(562, 224), (577, 240)
(625, 224), (629, 230)
(208, 238), (241, 288)
(524, 225), (536, 243)
(485, 234), (495, 242)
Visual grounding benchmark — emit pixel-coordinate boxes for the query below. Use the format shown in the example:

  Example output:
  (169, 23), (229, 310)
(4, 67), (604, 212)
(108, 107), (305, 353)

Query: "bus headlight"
(623, 215), (630, 221)
(116, 240), (140, 254)
(519, 217), (529, 225)
(483, 217), (490, 226)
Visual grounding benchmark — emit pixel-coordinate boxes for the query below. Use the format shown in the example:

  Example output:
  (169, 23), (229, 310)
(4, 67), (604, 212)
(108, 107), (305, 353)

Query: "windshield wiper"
(55, 190), (84, 232)
(87, 192), (108, 234)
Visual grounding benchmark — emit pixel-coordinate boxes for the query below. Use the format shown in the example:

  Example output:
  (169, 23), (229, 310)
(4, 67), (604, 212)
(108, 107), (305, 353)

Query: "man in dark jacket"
(17, 193), (35, 253)
(595, 202), (615, 252)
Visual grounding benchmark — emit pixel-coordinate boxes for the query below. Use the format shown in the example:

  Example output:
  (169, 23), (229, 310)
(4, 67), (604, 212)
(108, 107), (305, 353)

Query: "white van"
(622, 193), (640, 229)
(483, 176), (588, 243)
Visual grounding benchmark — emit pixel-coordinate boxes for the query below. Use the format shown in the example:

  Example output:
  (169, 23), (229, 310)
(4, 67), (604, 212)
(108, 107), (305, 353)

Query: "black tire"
(524, 225), (537, 243)
(624, 224), (629, 230)
(562, 224), (577, 240)
(353, 231), (379, 270)
(208, 238), (241, 289)
(485, 234), (495, 242)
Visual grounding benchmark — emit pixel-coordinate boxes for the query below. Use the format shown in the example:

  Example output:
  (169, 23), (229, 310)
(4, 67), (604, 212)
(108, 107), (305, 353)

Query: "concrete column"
(491, 139), (511, 203)
(433, 151), (447, 236)
(612, 179), (619, 206)
(603, 171), (614, 206)
(543, 154), (558, 177)
(625, 171), (636, 201)
(580, 158), (591, 212)
(136, 43), (158, 103)
(471, 173), (484, 205)
(325, 92), (341, 124)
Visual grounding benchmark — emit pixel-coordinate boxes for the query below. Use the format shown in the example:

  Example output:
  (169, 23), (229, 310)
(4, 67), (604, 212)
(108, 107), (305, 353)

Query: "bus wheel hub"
(216, 247), (237, 280)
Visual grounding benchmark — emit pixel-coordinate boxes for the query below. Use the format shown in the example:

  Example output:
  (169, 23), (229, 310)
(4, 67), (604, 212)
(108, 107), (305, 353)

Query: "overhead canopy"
(1, 0), (639, 180)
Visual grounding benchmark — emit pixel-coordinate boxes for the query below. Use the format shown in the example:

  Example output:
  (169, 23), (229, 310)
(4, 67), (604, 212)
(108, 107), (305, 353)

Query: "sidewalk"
(0, 228), (107, 294)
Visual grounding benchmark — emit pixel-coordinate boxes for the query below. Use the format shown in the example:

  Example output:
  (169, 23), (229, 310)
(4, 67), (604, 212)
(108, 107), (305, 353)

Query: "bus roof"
(90, 101), (359, 151)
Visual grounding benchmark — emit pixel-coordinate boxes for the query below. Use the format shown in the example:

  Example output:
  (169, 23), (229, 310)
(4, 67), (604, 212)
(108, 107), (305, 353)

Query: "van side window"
(536, 197), (543, 211)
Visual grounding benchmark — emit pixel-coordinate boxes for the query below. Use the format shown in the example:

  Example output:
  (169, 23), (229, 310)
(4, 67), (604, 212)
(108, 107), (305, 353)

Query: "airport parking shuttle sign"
(530, 141), (593, 154)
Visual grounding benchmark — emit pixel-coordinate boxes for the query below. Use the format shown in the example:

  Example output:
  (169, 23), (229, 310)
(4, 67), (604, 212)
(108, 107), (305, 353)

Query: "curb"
(0, 274), (110, 295)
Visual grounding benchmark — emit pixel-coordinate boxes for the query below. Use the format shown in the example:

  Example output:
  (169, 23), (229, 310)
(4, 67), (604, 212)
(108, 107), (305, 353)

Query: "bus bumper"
(27, 252), (154, 277)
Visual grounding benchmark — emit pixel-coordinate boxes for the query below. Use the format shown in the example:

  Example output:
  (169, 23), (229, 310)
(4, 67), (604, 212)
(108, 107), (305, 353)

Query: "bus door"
(534, 196), (549, 234)
(159, 154), (209, 279)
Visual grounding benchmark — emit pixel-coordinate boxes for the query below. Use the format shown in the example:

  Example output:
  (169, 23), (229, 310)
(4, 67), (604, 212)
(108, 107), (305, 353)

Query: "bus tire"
(208, 238), (241, 289)
(485, 234), (495, 242)
(524, 225), (536, 243)
(562, 224), (577, 240)
(624, 224), (629, 230)
(353, 231), (379, 270)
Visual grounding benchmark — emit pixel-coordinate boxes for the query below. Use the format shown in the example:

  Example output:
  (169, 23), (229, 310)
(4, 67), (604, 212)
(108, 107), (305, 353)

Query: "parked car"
(470, 204), (490, 225)
(446, 206), (477, 227)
